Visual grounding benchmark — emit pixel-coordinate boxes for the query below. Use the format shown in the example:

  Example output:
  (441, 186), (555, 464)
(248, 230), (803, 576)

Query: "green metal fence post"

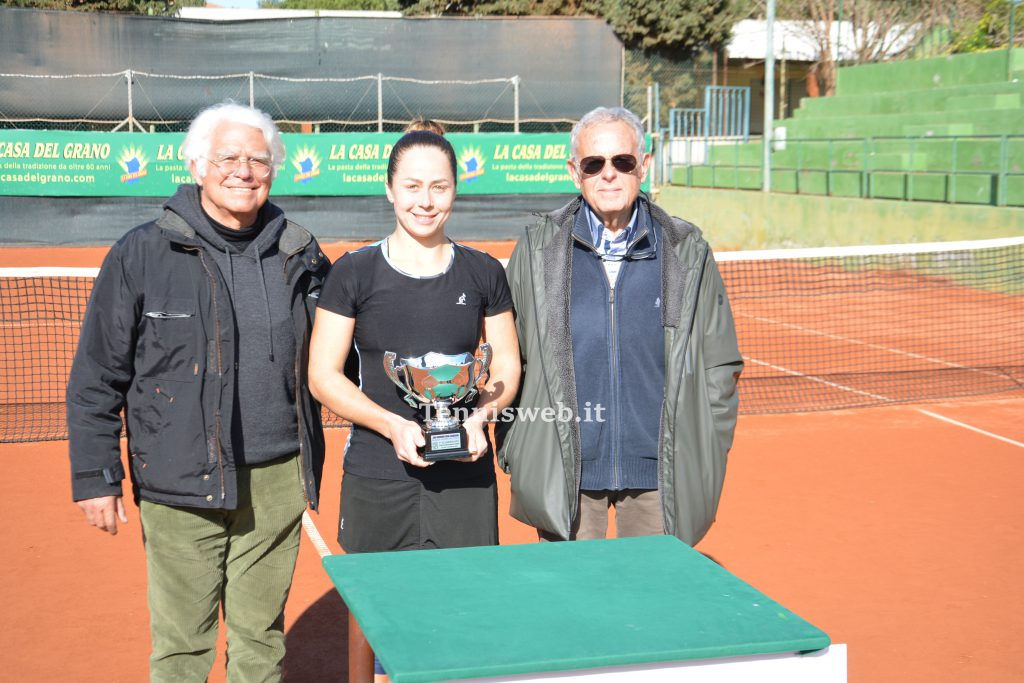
(796, 140), (802, 194)
(908, 136), (916, 201)
(827, 139), (833, 196)
(1010, 6), (1015, 81)
(861, 137), (868, 198)
(998, 134), (1009, 206)
(687, 140), (693, 187)
(866, 137), (874, 198)
(950, 137), (958, 203)
(710, 140), (716, 188)
(735, 140), (740, 189)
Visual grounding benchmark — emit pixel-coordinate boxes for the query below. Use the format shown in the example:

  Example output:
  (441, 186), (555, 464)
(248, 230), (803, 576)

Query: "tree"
(260, 0), (742, 126)
(398, 0), (738, 58)
(749, 1), (1024, 96)
(399, 1), (597, 18)
(749, 0), (946, 96)
(265, 0), (402, 9)
(605, 0), (736, 57)
(948, 0), (1024, 53)
(1, 0), (202, 13)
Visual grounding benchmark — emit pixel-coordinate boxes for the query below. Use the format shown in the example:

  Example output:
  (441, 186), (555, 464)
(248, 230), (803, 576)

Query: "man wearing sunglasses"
(500, 106), (743, 547)
(67, 102), (330, 681)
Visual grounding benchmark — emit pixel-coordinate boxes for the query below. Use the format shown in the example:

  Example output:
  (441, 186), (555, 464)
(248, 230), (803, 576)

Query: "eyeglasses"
(206, 155), (273, 179)
(577, 154), (639, 176)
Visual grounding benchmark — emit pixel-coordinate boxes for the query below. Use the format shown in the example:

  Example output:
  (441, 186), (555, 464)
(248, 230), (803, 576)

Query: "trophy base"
(422, 426), (469, 461)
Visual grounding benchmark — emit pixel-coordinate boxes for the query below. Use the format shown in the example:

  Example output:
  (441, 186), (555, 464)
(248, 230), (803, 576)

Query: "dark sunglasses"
(577, 154), (638, 176)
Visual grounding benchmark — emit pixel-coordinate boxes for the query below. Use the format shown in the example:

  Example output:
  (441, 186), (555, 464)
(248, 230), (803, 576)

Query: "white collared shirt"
(583, 201), (639, 288)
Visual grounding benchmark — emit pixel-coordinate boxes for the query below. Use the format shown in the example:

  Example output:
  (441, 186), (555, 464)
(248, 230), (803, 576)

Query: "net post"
(112, 70), (133, 133)
(128, 69), (135, 132)
(377, 73), (384, 133)
(513, 75), (520, 134)
(124, 69), (146, 133)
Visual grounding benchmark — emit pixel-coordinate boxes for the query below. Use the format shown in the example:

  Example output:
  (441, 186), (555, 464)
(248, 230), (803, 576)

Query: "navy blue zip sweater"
(569, 203), (665, 491)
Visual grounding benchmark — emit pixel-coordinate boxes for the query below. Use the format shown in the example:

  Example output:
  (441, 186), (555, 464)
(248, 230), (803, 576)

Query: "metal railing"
(667, 86), (751, 141)
(668, 133), (1024, 207)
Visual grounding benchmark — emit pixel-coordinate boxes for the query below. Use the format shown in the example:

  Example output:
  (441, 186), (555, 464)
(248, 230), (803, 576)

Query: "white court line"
(743, 355), (893, 403)
(714, 235), (1024, 261)
(0, 267), (100, 277)
(301, 510), (333, 558)
(739, 312), (1010, 381)
(747, 353), (1024, 449)
(916, 409), (1024, 449)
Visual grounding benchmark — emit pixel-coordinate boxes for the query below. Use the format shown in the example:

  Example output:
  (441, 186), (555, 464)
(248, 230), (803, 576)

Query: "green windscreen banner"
(0, 131), (648, 197)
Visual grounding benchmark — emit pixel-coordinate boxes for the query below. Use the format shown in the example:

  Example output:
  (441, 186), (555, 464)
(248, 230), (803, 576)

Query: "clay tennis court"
(2, 242), (1022, 681)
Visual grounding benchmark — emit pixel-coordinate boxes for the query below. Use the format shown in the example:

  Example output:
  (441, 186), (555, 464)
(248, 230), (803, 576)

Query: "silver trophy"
(383, 344), (492, 461)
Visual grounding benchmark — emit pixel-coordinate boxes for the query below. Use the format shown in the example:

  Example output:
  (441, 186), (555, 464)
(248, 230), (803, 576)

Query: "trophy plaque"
(383, 344), (492, 461)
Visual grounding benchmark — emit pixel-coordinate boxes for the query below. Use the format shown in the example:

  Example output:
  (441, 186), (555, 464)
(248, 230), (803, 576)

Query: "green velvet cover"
(323, 535), (830, 682)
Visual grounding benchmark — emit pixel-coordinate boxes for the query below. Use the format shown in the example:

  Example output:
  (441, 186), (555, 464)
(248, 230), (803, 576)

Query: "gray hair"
(183, 102), (285, 180)
(570, 107), (647, 161)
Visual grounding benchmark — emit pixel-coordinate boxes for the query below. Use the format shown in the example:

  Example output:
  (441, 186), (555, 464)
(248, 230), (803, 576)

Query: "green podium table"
(323, 535), (843, 682)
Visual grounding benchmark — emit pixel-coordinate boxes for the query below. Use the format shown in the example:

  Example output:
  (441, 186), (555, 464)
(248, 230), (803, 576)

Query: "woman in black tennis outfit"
(309, 130), (520, 554)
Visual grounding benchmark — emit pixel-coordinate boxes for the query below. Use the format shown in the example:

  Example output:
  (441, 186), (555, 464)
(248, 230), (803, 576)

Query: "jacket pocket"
(139, 296), (198, 380)
(128, 376), (206, 495)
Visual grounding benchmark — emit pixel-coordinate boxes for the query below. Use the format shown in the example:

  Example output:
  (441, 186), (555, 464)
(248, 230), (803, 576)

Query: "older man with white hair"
(500, 106), (743, 546)
(67, 101), (330, 681)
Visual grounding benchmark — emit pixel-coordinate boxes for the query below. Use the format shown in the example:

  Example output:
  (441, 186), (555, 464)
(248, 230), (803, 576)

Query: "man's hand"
(77, 496), (128, 535)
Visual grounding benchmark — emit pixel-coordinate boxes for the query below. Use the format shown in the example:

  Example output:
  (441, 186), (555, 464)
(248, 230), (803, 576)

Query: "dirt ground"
(2, 396), (1022, 681)
(3, 241), (1022, 681)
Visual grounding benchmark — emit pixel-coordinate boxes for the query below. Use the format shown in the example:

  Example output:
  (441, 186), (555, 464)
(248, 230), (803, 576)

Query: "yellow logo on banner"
(292, 146), (322, 184)
(118, 146), (150, 185)
(458, 147), (486, 183)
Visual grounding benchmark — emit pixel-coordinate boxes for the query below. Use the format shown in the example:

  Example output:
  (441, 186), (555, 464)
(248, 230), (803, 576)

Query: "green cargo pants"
(140, 454), (306, 683)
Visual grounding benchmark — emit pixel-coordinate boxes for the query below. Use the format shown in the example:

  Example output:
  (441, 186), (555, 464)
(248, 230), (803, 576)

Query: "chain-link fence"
(0, 70), (586, 134)
(621, 49), (720, 185)
(624, 49), (717, 135)
(1, 50), (724, 137)
(0, 52), (732, 186)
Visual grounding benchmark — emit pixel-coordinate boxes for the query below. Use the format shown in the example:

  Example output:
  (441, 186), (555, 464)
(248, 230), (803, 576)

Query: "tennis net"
(722, 236), (1024, 413)
(2, 237), (1022, 442)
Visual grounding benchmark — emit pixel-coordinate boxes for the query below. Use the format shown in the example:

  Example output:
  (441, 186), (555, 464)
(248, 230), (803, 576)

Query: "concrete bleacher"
(672, 49), (1024, 206)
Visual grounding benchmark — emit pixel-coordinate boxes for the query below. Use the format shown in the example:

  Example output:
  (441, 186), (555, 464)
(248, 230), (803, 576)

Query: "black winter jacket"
(67, 196), (330, 510)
